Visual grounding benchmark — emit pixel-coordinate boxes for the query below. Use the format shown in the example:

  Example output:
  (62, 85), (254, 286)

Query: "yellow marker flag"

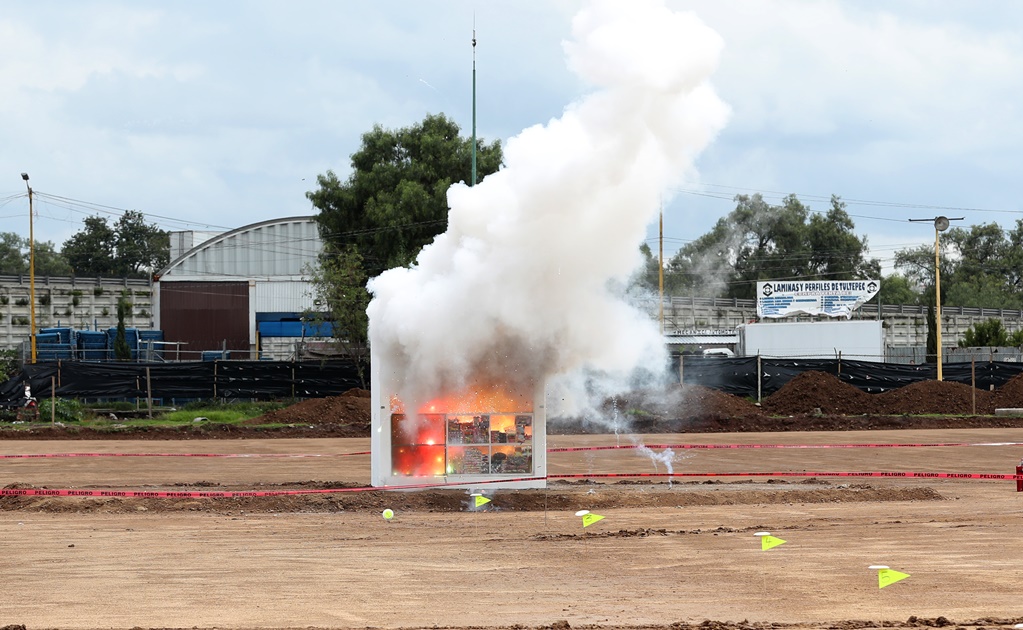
(582, 513), (605, 527)
(761, 535), (786, 551)
(878, 569), (910, 589)
(474, 495), (492, 508)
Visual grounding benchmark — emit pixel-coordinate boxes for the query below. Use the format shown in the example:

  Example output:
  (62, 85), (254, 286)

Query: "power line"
(692, 182), (1023, 215)
(33, 191), (235, 232)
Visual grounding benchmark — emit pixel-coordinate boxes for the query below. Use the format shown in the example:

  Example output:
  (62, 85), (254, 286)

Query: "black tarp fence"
(0, 360), (367, 405)
(675, 355), (1023, 399)
(4, 356), (1023, 407)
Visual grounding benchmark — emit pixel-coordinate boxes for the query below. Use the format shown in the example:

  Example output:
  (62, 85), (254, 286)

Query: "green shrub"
(0, 349), (18, 381)
(37, 398), (88, 423)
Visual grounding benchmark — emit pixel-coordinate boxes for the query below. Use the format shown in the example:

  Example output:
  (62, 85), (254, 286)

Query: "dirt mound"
(761, 371), (1003, 417)
(878, 379), (993, 415)
(340, 387), (371, 398)
(612, 384), (760, 420)
(575, 385), (762, 433)
(671, 384), (761, 418)
(762, 371), (884, 416)
(992, 372), (1023, 409)
(0, 480), (944, 515)
(248, 391), (371, 426)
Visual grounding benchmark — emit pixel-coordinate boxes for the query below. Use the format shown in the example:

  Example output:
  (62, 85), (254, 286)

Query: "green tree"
(894, 221), (1023, 309)
(305, 245), (370, 388)
(308, 113), (503, 279)
(0, 232), (71, 276)
(114, 297), (132, 361)
(959, 318), (1011, 347)
(0, 232), (24, 273)
(1011, 329), (1023, 347)
(666, 193), (879, 299)
(62, 216), (118, 276)
(115, 210), (170, 275)
(878, 273), (921, 306)
(62, 212), (168, 278)
(634, 243), (661, 293)
(32, 241), (73, 276)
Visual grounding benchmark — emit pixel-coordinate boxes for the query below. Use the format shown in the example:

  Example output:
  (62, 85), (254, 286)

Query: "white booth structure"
(370, 355), (547, 490)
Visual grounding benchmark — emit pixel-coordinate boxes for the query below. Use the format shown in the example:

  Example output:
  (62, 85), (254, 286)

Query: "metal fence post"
(757, 354), (762, 403)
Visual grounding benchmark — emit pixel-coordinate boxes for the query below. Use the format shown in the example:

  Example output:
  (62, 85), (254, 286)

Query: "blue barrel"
(35, 332), (61, 344)
(41, 327), (73, 344)
(77, 330), (107, 346)
(81, 348), (107, 361)
(37, 343), (74, 360)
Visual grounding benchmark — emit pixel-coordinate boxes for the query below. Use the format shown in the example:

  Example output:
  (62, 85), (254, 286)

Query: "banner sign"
(757, 280), (879, 318)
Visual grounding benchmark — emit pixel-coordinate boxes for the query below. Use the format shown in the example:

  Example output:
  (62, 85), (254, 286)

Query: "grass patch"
(0, 399), (291, 428)
(153, 409), (255, 425)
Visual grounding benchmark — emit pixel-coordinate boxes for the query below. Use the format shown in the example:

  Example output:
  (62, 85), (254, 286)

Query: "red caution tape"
(5, 441), (1023, 460)
(3, 471), (1022, 499)
(0, 451), (370, 460)
(548, 441), (1023, 453)
(548, 471), (1023, 481)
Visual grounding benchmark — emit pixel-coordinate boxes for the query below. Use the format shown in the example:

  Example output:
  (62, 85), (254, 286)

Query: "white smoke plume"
(367, 0), (729, 414)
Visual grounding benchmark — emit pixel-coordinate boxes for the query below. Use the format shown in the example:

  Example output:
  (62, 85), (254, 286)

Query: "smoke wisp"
(368, 0), (729, 414)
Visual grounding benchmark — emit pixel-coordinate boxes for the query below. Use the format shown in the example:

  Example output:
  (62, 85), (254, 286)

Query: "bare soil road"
(2, 428), (1023, 630)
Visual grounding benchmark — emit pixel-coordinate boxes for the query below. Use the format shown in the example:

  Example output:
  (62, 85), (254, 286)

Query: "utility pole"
(909, 215), (963, 381)
(21, 172), (37, 363)
(659, 209), (664, 332)
(470, 23), (477, 187)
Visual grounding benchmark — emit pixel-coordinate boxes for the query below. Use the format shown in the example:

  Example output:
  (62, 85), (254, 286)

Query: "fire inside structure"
(370, 365), (547, 490)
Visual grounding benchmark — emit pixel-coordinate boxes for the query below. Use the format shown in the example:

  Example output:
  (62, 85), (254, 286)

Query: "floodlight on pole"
(909, 215), (963, 381)
(21, 173), (37, 364)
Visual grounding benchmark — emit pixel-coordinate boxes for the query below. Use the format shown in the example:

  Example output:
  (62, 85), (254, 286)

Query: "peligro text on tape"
(3, 470), (1021, 499)
(5, 441), (1022, 460)
(0, 451), (370, 460)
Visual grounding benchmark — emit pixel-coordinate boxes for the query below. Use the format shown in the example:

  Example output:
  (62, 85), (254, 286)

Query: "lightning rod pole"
(471, 25), (477, 187)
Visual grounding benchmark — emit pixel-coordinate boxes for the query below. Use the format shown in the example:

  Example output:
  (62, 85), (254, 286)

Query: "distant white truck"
(736, 320), (883, 360)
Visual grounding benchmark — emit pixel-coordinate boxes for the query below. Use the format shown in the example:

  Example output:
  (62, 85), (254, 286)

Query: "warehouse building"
(153, 216), (328, 360)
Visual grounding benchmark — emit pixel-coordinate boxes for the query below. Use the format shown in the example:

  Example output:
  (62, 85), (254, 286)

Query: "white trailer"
(736, 320), (883, 360)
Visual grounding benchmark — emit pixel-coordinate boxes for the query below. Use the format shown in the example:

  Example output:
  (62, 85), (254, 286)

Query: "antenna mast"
(471, 20), (477, 187)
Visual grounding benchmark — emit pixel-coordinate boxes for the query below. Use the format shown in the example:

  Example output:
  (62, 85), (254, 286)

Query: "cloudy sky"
(2, 0), (1022, 274)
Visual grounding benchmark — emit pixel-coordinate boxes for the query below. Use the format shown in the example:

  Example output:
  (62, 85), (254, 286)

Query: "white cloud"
(2, 0), (1023, 278)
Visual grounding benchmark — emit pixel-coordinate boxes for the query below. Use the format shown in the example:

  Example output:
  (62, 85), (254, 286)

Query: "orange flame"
(390, 382), (534, 415)
(389, 381), (536, 477)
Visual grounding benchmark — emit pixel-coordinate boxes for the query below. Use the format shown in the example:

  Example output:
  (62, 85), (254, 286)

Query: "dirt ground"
(3, 377), (1023, 630)
(2, 422), (1023, 630)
